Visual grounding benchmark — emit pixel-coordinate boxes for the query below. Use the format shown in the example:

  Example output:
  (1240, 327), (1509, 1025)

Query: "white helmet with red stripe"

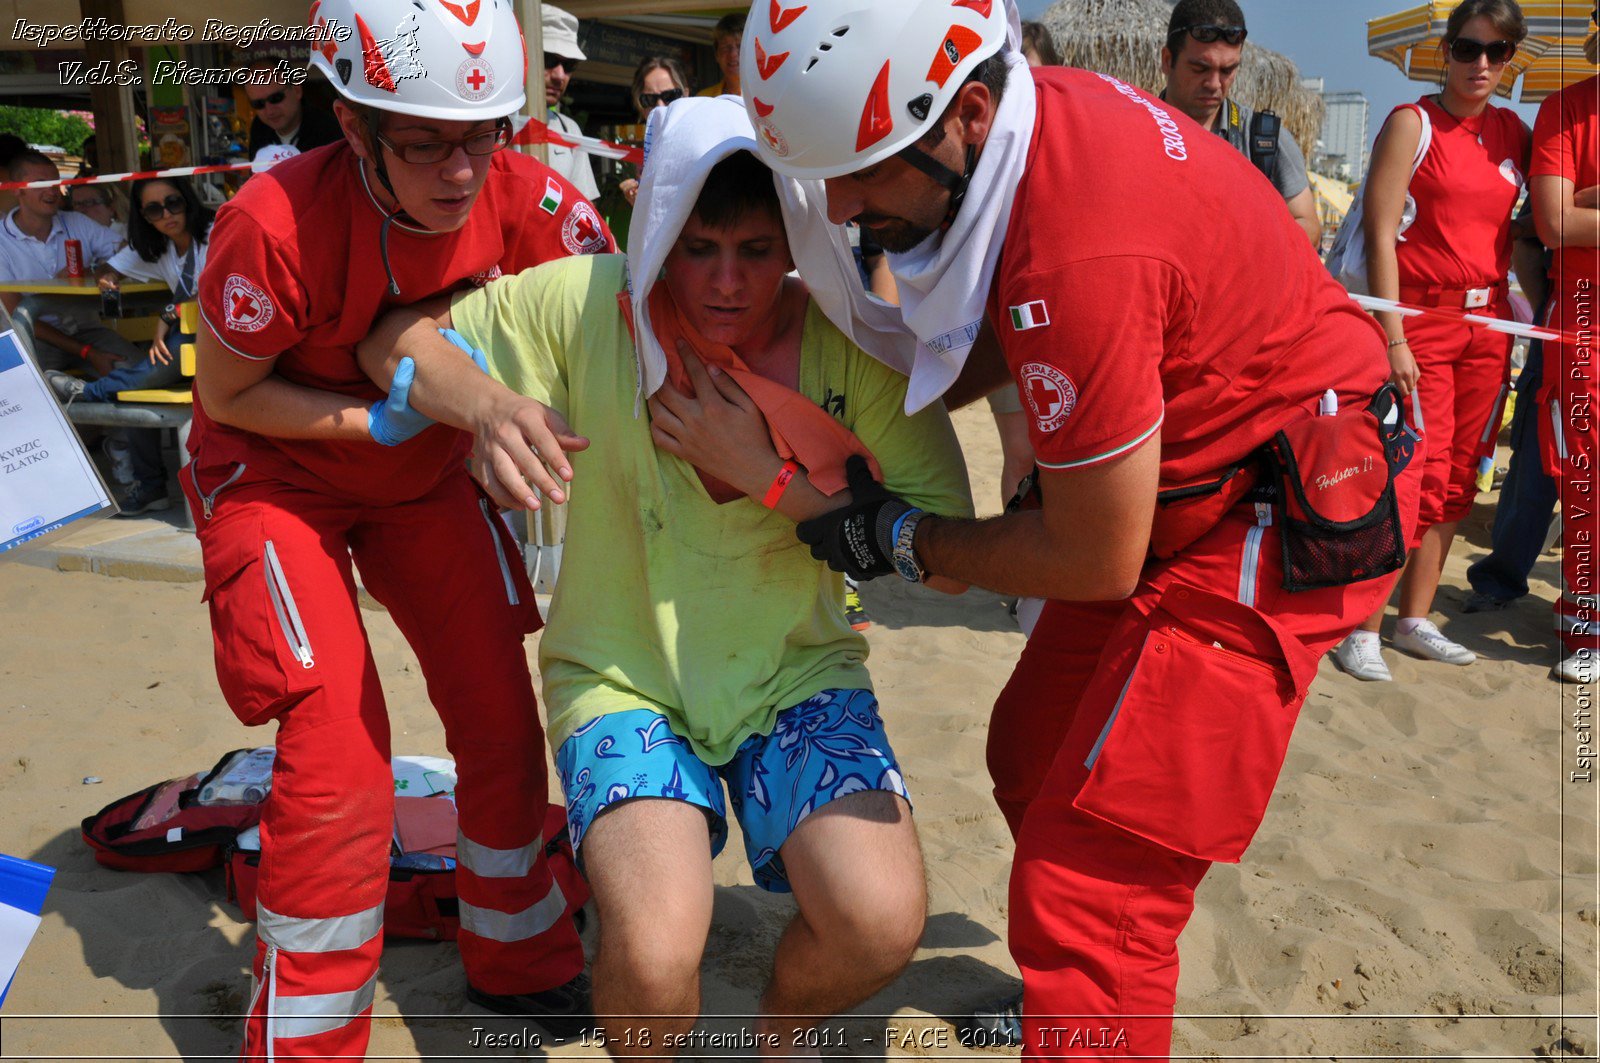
(741, 0), (1007, 180)
(308, 0), (527, 120)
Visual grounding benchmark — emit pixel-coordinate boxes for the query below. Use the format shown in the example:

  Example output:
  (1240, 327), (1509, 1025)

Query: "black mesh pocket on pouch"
(1278, 488), (1406, 592)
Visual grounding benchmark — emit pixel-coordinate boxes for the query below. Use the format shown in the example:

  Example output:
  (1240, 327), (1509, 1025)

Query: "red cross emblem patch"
(456, 57), (495, 101)
(222, 274), (275, 335)
(1020, 361), (1077, 433)
(561, 201), (610, 255)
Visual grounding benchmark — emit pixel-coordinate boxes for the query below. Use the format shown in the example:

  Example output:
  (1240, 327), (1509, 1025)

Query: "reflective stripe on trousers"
(459, 879), (567, 942)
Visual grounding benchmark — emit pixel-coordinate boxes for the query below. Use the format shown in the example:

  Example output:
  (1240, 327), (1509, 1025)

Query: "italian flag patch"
(539, 177), (563, 215)
(1010, 300), (1050, 331)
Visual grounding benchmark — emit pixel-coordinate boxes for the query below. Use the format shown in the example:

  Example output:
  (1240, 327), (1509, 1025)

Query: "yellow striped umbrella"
(1368, 0), (1596, 102)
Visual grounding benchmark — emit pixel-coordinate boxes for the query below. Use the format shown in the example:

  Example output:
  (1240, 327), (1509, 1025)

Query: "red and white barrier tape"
(0, 118), (642, 191)
(1350, 292), (1572, 344)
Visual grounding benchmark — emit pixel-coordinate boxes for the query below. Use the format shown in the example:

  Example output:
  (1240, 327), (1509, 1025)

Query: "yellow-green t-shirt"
(451, 254), (973, 765)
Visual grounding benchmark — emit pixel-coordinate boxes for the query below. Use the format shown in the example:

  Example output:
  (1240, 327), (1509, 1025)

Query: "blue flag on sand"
(0, 853), (55, 1009)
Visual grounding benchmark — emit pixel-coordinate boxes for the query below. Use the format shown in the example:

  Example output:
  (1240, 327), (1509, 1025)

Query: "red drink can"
(64, 239), (84, 278)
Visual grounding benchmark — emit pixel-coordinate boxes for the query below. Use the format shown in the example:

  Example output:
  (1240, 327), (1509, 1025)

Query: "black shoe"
(45, 370), (85, 404)
(467, 973), (594, 1040)
(1461, 589), (1514, 613)
(117, 481), (172, 517)
(958, 989), (1023, 1047)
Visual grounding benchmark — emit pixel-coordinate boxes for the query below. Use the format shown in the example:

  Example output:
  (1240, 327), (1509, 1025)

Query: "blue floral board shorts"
(554, 688), (911, 892)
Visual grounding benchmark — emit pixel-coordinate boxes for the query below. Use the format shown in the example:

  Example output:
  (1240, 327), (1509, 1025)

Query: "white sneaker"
(1553, 648), (1595, 684)
(1393, 620), (1476, 665)
(1330, 632), (1392, 681)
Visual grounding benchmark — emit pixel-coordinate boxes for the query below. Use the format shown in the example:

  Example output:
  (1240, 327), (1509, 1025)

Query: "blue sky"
(1015, 0), (1542, 129)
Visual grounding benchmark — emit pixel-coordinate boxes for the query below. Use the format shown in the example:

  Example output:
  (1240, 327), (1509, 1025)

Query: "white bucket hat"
(542, 4), (587, 61)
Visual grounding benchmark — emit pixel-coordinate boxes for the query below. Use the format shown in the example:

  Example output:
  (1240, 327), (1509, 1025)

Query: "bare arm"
(1285, 187), (1322, 247)
(914, 432), (1160, 600)
(1363, 107), (1424, 395)
(194, 322), (371, 442)
(942, 321), (1012, 411)
(1534, 176), (1600, 250)
(355, 298), (587, 509)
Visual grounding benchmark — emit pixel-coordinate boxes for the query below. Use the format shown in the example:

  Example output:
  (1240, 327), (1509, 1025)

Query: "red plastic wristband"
(762, 460), (801, 509)
(78, 344), (93, 360)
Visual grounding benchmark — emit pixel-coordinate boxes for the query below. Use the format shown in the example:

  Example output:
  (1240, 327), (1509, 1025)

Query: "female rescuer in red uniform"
(185, 0), (613, 1055)
(1332, 0), (1531, 682)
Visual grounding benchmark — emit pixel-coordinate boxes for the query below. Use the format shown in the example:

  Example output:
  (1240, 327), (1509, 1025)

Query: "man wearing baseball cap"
(541, 4), (601, 201)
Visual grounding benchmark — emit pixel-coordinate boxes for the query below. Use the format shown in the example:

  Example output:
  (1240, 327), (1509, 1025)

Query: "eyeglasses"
(1448, 36), (1517, 64)
(640, 89), (685, 108)
(544, 55), (580, 74)
(140, 194), (186, 221)
(374, 120), (512, 165)
(247, 90), (288, 110)
(1179, 23), (1247, 45)
(72, 195), (109, 209)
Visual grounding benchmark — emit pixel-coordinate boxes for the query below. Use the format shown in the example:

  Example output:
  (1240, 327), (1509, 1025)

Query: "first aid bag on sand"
(80, 749), (267, 873)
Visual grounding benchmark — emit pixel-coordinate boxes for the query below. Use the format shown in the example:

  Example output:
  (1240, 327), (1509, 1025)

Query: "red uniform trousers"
(1401, 300), (1513, 539)
(1539, 288), (1600, 652)
(989, 479), (1417, 1060)
(183, 465), (583, 1061)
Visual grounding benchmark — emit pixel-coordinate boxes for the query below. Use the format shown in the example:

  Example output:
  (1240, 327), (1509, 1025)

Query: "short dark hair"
(917, 48), (1010, 150)
(1442, 0), (1528, 47)
(0, 134), (27, 168)
(712, 13), (745, 45)
(691, 150), (779, 230)
(1020, 21), (1061, 66)
(126, 177), (214, 264)
(1166, 0), (1247, 56)
(8, 149), (54, 182)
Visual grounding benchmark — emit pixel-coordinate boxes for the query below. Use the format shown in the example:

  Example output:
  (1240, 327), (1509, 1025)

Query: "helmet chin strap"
(896, 141), (978, 229)
(363, 109), (416, 297)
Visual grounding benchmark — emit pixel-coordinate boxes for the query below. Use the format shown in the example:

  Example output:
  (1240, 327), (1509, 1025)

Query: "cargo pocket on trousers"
(201, 526), (322, 727)
(1072, 584), (1303, 864)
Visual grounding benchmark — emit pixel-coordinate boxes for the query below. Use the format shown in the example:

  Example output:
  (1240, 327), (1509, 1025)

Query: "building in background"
(1303, 76), (1372, 184)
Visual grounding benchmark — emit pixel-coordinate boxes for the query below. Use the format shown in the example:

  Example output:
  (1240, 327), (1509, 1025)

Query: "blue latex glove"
(367, 356), (431, 446)
(367, 329), (489, 446)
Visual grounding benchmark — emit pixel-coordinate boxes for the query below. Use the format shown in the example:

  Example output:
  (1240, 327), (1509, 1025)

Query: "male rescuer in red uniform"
(737, 0), (1421, 1057)
(187, 0), (612, 1055)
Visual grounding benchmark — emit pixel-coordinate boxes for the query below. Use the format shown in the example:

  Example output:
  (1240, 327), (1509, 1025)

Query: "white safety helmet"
(308, 0), (527, 121)
(741, 0), (1008, 180)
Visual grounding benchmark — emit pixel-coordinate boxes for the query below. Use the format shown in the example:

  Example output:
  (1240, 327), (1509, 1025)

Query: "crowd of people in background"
(0, 0), (1595, 1056)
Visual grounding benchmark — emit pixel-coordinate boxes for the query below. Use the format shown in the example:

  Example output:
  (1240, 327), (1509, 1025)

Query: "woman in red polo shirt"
(1331, 0), (1531, 682)
(1534, 13), (1600, 682)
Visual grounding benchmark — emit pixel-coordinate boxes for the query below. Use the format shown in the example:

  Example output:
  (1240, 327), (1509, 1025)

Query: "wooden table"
(0, 277), (170, 364)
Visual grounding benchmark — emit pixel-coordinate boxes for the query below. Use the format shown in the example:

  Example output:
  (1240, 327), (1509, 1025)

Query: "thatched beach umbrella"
(1039, 0), (1326, 159)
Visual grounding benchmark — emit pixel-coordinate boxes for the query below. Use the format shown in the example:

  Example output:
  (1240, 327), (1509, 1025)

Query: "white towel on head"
(770, 0), (1036, 414)
(628, 96), (916, 408)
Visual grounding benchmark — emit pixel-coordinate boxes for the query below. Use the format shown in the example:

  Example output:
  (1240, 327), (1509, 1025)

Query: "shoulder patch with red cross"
(222, 274), (275, 334)
(1020, 361), (1077, 433)
(561, 200), (609, 256)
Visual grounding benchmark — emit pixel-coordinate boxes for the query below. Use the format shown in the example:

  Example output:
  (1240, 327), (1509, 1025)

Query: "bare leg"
(582, 799), (715, 1059)
(758, 791), (926, 1059)
(1397, 520), (1459, 619)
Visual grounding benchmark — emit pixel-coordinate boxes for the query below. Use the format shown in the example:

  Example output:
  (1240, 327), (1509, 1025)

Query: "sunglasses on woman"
(1448, 36), (1517, 64)
(140, 194), (186, 221)
(247, 90), (288, 110)
(1180, 23), (1248, 45)
(641, 88), (685, 108)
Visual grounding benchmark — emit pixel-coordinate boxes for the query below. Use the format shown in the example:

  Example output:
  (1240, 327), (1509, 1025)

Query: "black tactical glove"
(796, 454), (918, 581)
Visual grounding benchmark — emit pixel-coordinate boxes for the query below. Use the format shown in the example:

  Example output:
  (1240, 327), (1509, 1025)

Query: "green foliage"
(0, 106), (94, 155)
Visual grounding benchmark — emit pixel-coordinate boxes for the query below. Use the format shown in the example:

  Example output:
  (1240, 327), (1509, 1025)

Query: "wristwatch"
(892, 509), (929, 584)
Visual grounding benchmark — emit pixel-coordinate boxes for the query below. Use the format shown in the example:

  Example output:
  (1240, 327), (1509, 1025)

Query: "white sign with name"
(0, 330), (115, 555)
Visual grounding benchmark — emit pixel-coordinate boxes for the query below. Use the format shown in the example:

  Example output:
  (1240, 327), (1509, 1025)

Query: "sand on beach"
(0, 402), (1595, 1061)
